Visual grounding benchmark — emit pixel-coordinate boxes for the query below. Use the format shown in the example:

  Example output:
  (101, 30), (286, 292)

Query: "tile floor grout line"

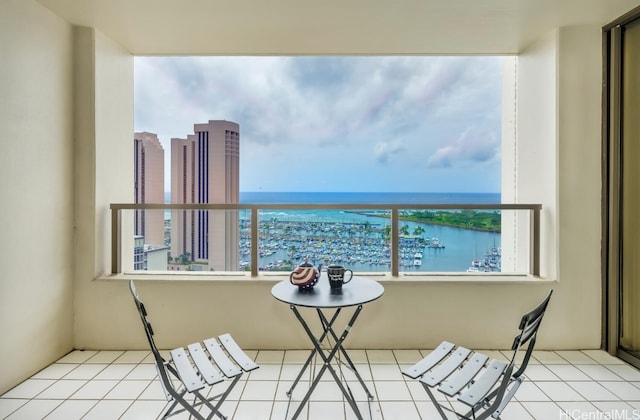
(2, 349), (640, 419)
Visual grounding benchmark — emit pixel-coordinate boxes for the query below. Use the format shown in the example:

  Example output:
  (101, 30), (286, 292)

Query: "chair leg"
(191, 389), (222, 420)
(461, 376), (523, 420)
(493, 376), (523, 417)
(163, 390), (206, 420)
(160, 399), (180, 419)
(161, 375), (242, 420)
(421, 382), (450, 420)
(162, 389), (204, 420)
(208, 375), (242, 420)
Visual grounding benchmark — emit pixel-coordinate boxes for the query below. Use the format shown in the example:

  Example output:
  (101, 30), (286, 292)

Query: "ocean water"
(235, 192), (502, 273)
(165, 191), (500, 205)
(239, 191), (500, 205)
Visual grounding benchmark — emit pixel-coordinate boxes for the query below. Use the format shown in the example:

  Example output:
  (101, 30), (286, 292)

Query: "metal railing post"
(391, 209), (399, 277)
(530, 207), (540, 277)
(111, 207), (121, 274)
(251, 207), (259, 277)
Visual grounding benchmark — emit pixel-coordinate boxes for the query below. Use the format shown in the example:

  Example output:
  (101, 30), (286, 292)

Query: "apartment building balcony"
(3, 1), (640, 419)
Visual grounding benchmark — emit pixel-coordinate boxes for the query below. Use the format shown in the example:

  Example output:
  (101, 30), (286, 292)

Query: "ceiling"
(36, 0), (640, 55)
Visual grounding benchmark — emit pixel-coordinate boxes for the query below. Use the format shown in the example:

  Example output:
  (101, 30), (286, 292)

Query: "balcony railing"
(111, 203), (542, 277)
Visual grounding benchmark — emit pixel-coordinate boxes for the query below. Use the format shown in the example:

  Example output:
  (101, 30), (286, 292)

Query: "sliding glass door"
(605, 10), (640, 368)
(619, 17), (640, 362)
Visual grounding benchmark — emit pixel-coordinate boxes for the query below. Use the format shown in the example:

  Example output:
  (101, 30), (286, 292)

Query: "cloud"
(374, 140), (405, 164)
(427, 126), (500, 168)
(134, 56), (503, 192)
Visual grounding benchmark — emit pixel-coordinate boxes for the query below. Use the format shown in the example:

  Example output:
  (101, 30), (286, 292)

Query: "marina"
(238, 209), (501, 273)
(162, 192), (505, 273)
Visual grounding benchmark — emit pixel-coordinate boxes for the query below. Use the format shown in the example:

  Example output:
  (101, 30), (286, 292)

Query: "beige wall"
(0, 0), (608, 395)
(555, 25), (603, 348)
(74, 25), (603, 353)
(73, 26), (134, 350)
(0, 0), (75, 394)
(518, 30), (559, 281)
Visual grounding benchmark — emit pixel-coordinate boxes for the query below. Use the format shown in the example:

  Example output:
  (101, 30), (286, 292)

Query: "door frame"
(603, 6), (640, 370)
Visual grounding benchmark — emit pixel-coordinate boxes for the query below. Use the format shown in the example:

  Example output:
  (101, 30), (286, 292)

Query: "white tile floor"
(1, 349), (639, 419)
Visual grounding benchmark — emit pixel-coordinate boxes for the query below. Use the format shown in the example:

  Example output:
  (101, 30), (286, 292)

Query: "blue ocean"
(233, 192), (502, 273)
(240, 191), (500, 205)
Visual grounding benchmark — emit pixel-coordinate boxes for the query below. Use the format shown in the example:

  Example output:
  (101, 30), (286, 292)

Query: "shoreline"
(346, 211), (502, 233)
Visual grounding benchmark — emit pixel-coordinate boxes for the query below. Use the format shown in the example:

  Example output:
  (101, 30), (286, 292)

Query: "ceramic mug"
(327, 265), (353, 289)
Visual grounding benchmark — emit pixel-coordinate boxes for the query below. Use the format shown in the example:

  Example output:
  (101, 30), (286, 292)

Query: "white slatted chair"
(129, 280), (259, 420)
(403, 290), (553, 420)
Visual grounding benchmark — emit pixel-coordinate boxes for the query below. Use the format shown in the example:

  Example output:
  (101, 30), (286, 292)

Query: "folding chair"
(402, 290), (553, 420)
(129, 280), (259, 420)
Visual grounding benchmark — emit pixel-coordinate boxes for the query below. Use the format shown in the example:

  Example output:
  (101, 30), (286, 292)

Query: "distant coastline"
(348, 210), (501, 233)
(246, 192), (503, 233)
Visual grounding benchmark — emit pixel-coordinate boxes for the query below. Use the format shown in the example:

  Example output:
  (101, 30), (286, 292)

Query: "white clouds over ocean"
(134, 56), (503, 192)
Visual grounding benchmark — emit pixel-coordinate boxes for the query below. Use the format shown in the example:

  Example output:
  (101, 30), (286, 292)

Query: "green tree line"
(402, 210), (501, 232)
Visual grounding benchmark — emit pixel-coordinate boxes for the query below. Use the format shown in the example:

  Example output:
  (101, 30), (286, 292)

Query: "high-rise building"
(134, 132), (165, 247)
(170, 120), (240, 271)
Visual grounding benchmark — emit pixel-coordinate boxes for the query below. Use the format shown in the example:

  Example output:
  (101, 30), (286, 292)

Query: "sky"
(134, 56), (503, 193)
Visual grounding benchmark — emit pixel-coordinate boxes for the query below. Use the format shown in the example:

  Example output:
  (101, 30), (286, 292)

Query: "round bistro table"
(271, 275), (384, 420)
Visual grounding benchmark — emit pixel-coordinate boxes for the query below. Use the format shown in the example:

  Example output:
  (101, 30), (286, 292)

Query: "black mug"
(327, 265), (353, 289)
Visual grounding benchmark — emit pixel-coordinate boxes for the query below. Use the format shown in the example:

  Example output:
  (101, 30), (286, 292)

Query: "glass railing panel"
(168, 209), (244, 272)
(129, 208), (169, 271)
(256, 208), (391, 273)
(396, 208), (502, 273)
(239, 209), (253, 272)
(122, 208), (248, 273)
(111, 203), (540, 276)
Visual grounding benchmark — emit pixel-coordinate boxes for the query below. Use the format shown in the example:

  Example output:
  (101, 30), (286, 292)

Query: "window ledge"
(97, 271), (554, 284)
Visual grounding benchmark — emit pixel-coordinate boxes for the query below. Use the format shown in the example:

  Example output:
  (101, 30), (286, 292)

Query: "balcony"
(20, 202), (627, 419)
(7, 0), (639, 412)
(1, 348), (639, 419)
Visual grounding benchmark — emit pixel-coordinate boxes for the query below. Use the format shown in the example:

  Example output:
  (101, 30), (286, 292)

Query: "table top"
(271, 275), (384, 308)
